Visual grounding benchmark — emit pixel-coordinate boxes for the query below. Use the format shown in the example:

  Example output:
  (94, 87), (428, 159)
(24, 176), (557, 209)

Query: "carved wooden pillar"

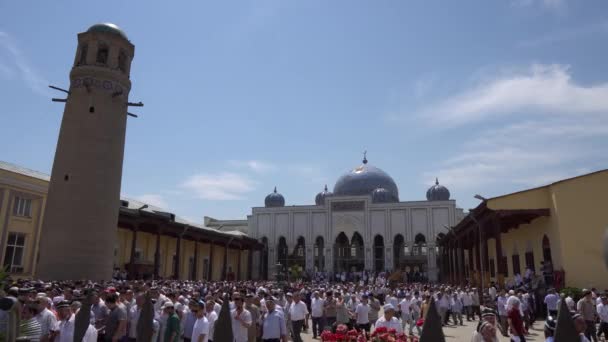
(192, 239), (198, 280)
(222, 241), (229, 280)
(129, 226), (138, 279)
(248, 248), (254, 280)
(153, 228), (161, 279)
(494, 215), (504, 286)
(236, 246), (242, 280)
(174, 234), (182, 280)
(208, 241), (214, 280)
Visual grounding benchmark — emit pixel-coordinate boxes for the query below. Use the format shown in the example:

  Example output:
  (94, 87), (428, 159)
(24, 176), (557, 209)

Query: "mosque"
(248, 155), (465, 282)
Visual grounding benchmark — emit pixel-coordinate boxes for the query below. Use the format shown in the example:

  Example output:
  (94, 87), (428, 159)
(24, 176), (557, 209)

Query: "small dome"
(87, 23), (128, 40)
(315, 185), (333, 205)
(426, 178), (450, 201)
(333, 155), (399, 202)
(265, 187), (285, 207)
(372, 187), (393, 203)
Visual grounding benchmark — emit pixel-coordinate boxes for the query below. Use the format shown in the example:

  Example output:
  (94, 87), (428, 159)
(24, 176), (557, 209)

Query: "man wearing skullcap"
(373, 304), (402, 333)
(471, 321), (498, 342)
(34, 295), (57, 342)
(544, 315), (556, 342)
(56, 300), (97, 342)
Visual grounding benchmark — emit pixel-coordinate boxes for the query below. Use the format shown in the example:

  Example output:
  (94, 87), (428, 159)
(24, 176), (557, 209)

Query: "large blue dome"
(333, 157), (399, 202)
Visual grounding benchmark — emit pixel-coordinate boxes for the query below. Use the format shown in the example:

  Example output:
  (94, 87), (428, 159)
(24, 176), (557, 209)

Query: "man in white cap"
(373, 304), (402, 333)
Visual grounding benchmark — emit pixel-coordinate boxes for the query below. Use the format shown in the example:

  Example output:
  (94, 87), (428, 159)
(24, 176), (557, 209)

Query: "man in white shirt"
(56, 301), (97, 342)
(288, 293), (308, 342)
(205, 301), (218, 342)
(231, 293), (252, 342)
(461, 290), (473, 321)
(374, 304), (402, 333)
(35, 295), (58, 342)
(128, 293), (144, 341)
(544, 288), (559, 317)
(496, 289), (508, 337)
(398, 293), (412, 332)
(355, 294), (371, 332)
(191, 301), (209, 342)
(597, 295), (608, 340)
(310, 291), (325, 339)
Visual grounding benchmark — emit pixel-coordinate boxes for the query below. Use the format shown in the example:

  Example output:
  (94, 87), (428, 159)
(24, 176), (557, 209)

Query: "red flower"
(375, 326), (388, 334)
(415, 318), (425, 327)
(388, 328), (397, 334)
(336, 324), (348, 334)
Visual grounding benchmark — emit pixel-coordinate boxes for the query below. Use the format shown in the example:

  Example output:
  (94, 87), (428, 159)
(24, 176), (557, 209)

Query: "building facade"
(248, 156), (464, 282)
(438, 169), (608, 289)
(0, 161), (259, 281)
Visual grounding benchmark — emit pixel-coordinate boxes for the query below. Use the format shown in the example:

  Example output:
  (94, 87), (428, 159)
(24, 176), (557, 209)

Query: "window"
(13, 196), (32, 217)
(501, 256), (509, 277)
(350, 246), (357, 257)
(96, 43), (109, 65)
(525, 251), (535, 271)
(78, 43), (88, 65)
(297, 246), (304, 257)
(512, 254), (521, 275)
(4, 233), (26, 273)
(489, 258), (496, 277)
(118, 49), (128, 72)
(202, 259), (210, 280)
(403, 245), (410, 255)
(134, 249), (142, 262)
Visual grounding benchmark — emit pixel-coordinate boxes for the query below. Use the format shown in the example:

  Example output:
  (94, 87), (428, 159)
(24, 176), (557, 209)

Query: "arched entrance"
(393, 234), (405, 270)
(288, 236), (306, 278)
(277, 236), (288, 279)
(373, 235), (384, 272)
(314, 236), (324, 272)
(334, 232), (364, 273)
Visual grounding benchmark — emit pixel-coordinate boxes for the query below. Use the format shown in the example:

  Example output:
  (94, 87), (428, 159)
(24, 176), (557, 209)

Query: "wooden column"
(192, 239), (198, 280)
(208, 241), (214, 280)
(129, 227), (138, 264)
(247, 248), (253, 280)
(459, 240), (466, 284)
(222, 242), (229, 280)
(448, 243), (454, 284)
(494, 216), (504, 286)
(154, 229), (161, 279)
(174, 235), (182, 279)
(236, 246), (242, 280)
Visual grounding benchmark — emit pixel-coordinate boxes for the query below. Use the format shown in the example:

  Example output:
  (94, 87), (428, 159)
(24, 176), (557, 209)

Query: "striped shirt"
(19, 317), (42, 342)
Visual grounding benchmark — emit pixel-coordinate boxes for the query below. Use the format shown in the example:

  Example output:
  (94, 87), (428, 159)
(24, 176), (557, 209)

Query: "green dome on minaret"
(87, 23), (128, 40)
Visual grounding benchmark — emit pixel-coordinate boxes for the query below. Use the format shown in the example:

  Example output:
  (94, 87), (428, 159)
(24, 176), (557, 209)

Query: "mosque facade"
(248, 156), (464, 282)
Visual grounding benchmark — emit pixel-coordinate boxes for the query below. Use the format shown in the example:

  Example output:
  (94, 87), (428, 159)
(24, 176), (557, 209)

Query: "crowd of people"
(1, 275), (607, 342)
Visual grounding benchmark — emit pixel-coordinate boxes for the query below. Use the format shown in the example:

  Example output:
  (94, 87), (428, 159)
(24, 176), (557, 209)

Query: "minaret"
(37, 23), (135, 280)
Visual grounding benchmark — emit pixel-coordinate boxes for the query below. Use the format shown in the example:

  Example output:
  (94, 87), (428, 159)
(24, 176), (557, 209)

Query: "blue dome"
(372, 188), (393, 203)
(333, 156), (399, 202)
(426, 178), (450, 201)
(87, 23), (128, 40)
(315, 185), (333, 205)
(265, 187), (285, 207)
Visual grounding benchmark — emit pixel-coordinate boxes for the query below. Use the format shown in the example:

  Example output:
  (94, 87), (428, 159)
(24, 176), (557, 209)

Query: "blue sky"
(2, 0), (608, 221)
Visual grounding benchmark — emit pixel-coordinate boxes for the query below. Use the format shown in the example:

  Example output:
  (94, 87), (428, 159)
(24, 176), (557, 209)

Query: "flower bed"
(320, 324), (420, 342)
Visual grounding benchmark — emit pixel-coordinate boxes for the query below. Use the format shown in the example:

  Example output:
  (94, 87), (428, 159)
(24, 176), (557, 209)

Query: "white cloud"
(419, 63), (608, 196)
(0, 31), (50, 96)
(228, 160), (276, 173)
(417, 64), (608, 126)
(181, 172), (256, 200)
(134, 194), (169, 209)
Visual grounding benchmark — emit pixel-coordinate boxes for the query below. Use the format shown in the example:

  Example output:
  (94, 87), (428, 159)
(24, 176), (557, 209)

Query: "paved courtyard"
(299, 318), (547, 341)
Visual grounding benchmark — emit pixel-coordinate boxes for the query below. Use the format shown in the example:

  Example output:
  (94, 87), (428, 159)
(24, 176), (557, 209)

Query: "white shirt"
(598, 303), (608, 323)
(545, 294), (559, 311)
(231, 309), (252, 342)
(399, 299), (411, 314)
(36, 308), (58, 336)
(57, 314), (97, 342)
(206, 310), (218, 340)
(461, 293), (473, 306)
(374, 316), (402, 333)
(191, 316), (209, 342)
(128, 305), (140, 338)
(311, 298), (325, 318)
(288, 301), (308, 321)
(355, 303), (370, 324)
